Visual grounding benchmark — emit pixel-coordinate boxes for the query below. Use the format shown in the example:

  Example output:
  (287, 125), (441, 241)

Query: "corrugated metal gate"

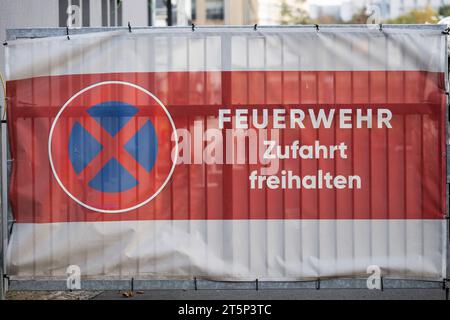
(0, 25), (449, 298)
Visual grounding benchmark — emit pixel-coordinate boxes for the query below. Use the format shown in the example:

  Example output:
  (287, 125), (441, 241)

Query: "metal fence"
(0, 26), (449, 299)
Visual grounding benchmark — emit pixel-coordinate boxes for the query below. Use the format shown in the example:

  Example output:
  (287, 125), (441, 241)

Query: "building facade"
(309, 0), (449, 22)
(0, 0), (151, 74)
(192, 0), (258, 25)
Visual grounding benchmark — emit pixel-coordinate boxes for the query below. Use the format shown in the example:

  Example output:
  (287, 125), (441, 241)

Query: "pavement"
(92, 288), (448, 300)
(7, 288), (447, 300)
(6, 290), (102, 300)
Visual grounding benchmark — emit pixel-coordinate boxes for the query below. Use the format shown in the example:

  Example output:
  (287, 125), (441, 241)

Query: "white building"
(371, 0), (448, 20)
(0, 0), (151, 74)
(0, 0), (157, 106)
(258, 0), (282, 25)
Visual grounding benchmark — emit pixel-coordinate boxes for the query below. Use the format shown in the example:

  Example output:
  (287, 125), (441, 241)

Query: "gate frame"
(0, 25), (449, 299)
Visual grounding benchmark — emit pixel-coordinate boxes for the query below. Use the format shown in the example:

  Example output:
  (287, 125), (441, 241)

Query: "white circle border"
(48, 81), (179, 214)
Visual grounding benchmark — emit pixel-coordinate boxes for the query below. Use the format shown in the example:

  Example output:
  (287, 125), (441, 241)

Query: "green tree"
(439, 5), (450, 17)
(386, 6), (439, 24)
(280, 0), (312, 25)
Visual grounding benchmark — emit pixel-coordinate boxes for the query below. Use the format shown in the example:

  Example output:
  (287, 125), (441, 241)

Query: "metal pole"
(148, 0), (153, 26)
(0, 120), (7, 300)
(166, 0), (173, 26)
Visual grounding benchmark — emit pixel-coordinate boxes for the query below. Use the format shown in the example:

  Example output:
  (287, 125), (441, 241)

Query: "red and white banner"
(5, 26), (448, 280)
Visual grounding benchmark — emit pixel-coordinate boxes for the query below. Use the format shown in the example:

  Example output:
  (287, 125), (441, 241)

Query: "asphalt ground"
(6, 288), (447, 300)
(92, 288), (448, 300)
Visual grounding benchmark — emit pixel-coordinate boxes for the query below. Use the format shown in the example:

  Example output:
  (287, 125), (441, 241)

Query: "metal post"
(148, 0), (153, 26)
(0, 120), (8, 300)
(166, 0), (173, 26)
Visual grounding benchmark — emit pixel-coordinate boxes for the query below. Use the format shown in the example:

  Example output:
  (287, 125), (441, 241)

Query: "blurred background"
(2, 0), (450, 63)
(1, 0), (450, 36)
(1, 0), (450, 63)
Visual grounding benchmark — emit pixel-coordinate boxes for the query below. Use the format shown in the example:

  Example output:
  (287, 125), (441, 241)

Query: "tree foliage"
(386, 6), (439, 24)
(439, 5), (450, 17)
(280, 0), (312, 25)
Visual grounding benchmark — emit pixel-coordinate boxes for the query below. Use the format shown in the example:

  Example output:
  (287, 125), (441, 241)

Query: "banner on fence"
(5, 26), (448, 280)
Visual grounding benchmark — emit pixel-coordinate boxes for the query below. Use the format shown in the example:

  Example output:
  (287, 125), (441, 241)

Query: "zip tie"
(128, 22), (132, 33)
(2, 41), (7, 46)
(131, 277), (134, 292)
(316, 278), (320, 290)
(254, 24), (257, 31)
(255, 279), (259, 291)
(191, 23), (195, 32)
(66, 26), (70, 40)
(379, 23), (383, 32)
(442, 27), (450, 35)
(315, 24), (319, 32)
(380, 276), (384, 291)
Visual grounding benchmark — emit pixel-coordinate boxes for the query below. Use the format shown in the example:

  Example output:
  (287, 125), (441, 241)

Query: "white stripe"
(6, 28), (446, 81)
(6, 220), (445, 281)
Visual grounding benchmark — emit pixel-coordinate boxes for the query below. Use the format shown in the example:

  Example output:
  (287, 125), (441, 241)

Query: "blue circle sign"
(49, 81), (178, 213)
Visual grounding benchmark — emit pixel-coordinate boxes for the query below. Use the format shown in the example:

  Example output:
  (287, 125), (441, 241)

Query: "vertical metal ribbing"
(332, 32), (338, 277)
(47, 40), (55, 279)
(220, 32), (232, 275)
(118, 37), (125, 280)
(202, 36), (208, 278)
(80, 36), (88, 279)
(202, 35), (213, 277)
(280, 33), (287, 278)
(49, 40), (59, 275)
(247, 33), (252, 277)
(31, 42), (37, 279)
(383, 32), (390, 277)
(401, 37), (408, 279)
(185, 38), (195, 273)
(150, 36), (157, 273)
(444, 32), (449, 285)
(315, 34), (320, 279)
(384, 34), (391, 278)
(243, 33), (250, 276)
(98, 39), (105, 277)
(420, 110), (425, 280)
(172, 34), (178, 277)
(261, 34), (269, 278)
(169, 34), (179, 276)
(350, 36), (355, 277)
(116, 36), (123, 280)
(66, 40), (74, 277)
(1, 120), (8, 299)
(297, 34), (303, 278)
(367, 32), (373, 275)
(133, 35), (140, 277)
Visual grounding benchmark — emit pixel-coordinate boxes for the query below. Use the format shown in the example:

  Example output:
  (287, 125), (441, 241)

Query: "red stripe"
(6, 70), (447, 223)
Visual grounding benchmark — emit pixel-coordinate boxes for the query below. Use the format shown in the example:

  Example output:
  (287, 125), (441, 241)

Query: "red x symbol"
(76, 110), (152, 183)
